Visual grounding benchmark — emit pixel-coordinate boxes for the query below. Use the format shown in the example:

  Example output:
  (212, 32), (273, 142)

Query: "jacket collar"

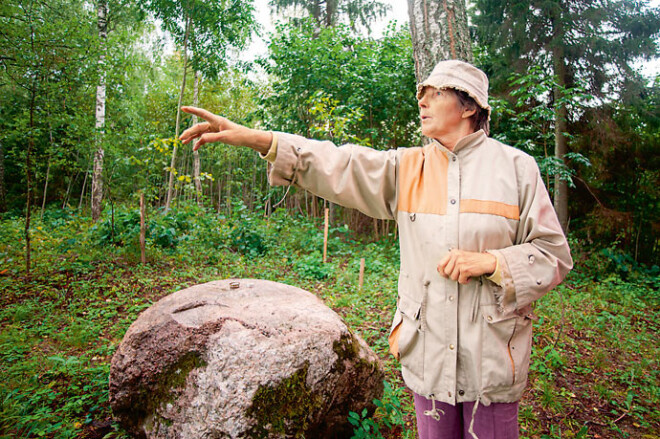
(432, 130), (487, 155)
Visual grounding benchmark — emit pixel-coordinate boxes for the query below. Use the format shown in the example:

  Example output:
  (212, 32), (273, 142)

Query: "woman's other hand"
(437, 249), (497, 284)
(179, 106), (272, 154)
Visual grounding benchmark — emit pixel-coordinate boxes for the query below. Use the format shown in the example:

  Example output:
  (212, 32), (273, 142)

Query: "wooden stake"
(323, 207), (329, 263)
(359, 258), (365, 290)
(140, 192), (146, 264)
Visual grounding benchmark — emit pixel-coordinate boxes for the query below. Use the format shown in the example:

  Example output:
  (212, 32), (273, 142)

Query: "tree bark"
(191, 70), (203, 205)
(165, 17), (191, 212)
(553, 51), (569, 232)
(91, 0), (108, 221)
(407, 0), (472, 83)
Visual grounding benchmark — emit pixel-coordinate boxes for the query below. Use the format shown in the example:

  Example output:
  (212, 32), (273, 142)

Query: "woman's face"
(418, 87), (465, 141)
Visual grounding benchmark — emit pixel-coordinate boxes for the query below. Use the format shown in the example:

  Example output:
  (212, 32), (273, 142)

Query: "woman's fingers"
(181, 106), (218, 122)
(194, 132), (226, 150)
(180, 122), (210, 144)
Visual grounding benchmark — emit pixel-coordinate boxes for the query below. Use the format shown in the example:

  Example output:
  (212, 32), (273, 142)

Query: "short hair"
(448, 89), (490, 136)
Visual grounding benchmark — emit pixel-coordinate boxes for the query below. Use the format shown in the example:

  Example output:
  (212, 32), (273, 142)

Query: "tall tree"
(143, 0), (255, 211)
(91, 0), (108, 221)
(473, 0), (660, 231)
(407, 0), (472, 82)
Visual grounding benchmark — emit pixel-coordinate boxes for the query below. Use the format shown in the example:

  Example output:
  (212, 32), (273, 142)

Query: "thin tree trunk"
(91, 0), (108, 221)
(40, 158), (51, 219)
(218, 175), (222, 213)
(0, 140), (6, 212)
(226, 161), (233, 216)
(140, 192), (146, 264)
(407, 0), (472, 83)
(165, 17), (191, 212)
(552, 35), (569, 232)
(191, 70), (203, 205)
(79, 169), (89, 211)
(25, 81), (37, 276)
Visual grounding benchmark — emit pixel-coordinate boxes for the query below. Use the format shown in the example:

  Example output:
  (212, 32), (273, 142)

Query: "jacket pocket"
(395, 294), (425, 379)
(480, 304), (519, 389)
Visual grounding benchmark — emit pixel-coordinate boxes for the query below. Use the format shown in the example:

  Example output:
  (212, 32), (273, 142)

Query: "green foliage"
(261, 19), (419, 149)
(349, 381), (406, 439)
(490, 66), (592, 189)
(142, 0), (255, 78)
(270, 0), (390, 31)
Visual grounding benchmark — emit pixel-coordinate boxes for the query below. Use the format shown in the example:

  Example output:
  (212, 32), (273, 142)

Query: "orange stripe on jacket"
(398, 146), (448, 215)
(460, 199), (520, 220)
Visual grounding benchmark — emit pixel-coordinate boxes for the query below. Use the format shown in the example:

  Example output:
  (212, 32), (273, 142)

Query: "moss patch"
(140, 351), (207, 434)
(246, 362), (324, 438)
(333, 331), (374, 374)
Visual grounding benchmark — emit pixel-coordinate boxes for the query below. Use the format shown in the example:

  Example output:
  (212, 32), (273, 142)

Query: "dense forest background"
(1, 0), (660, 437)
(1, 0), (658, 267)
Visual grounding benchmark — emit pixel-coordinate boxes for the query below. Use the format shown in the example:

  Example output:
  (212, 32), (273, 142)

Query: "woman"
(180, 60), (573, 439)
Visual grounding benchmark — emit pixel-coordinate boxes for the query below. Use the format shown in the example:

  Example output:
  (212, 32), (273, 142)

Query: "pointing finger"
(181, 106), (218, 123)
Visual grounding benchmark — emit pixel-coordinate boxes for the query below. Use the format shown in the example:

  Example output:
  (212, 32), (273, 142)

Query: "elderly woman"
(180, 60), (573, 439)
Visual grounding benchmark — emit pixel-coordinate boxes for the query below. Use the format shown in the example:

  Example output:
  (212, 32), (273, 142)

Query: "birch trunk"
(91, 0), (108, 221)
(165, 17), (191, 212)
(191, 70), (203, 205)
(407, 0), (472, 82)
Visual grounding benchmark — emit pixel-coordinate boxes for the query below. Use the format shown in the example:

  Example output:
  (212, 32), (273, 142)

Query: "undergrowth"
(0, 203), (658, 438)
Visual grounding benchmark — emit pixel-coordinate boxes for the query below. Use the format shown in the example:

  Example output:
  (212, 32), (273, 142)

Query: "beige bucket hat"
(416, 60), (491, 119)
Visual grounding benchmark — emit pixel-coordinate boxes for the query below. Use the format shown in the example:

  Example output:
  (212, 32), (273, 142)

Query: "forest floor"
(1, 205), (659, 439)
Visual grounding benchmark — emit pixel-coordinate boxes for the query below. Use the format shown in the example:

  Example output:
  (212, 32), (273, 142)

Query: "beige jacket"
(264, 130), (573, 405)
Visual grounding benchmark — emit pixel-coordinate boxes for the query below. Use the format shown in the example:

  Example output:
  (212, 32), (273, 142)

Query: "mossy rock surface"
(110, 279), (384, 438)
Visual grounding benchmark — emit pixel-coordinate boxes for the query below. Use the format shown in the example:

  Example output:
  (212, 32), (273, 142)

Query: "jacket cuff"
(485, 249), (516, 312)
(259, 132), (278, 163)
(265, 132), (305, 186)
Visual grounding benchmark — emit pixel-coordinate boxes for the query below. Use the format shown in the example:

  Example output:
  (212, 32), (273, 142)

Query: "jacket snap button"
(449, 344), (455, 350)
(449, 295), (454, 301)
(536, 279), (542, 285)
(410, 213), (416, 222)
(450, 199), (456, 205)
(528, 255), (535, 264)
(458, 390), (465, 396)
(487, 315), (493, 322)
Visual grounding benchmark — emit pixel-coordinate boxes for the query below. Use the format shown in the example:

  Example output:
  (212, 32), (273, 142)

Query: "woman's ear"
(462, 106), (477, 119)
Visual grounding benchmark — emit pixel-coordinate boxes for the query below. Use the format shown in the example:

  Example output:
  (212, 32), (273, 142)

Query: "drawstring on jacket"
(423, 396), (444, 421)
(467, 396), (481, 439)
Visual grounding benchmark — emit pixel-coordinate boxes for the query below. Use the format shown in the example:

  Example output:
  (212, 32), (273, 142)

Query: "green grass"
(0, 204), (658, 438)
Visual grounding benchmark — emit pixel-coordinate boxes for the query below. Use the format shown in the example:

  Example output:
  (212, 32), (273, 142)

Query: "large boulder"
(109, 278), (384, 438)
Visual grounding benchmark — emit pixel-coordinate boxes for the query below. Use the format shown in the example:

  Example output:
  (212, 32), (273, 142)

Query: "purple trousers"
(414, 393), (519, 439)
